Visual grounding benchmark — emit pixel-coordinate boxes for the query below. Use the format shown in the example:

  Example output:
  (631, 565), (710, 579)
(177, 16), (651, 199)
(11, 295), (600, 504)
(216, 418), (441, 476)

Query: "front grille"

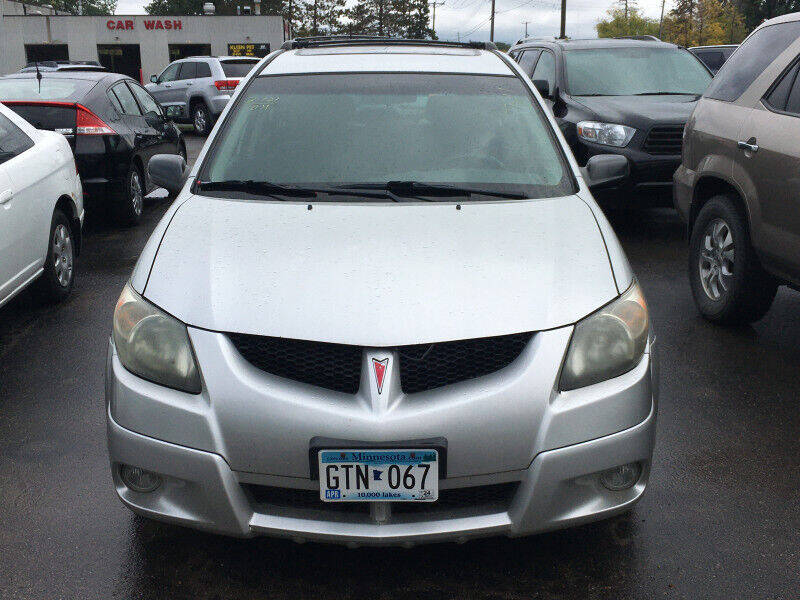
(228, 334), (362, 394)
(228, 332), (533, 395)
(397, 333), (533, 394)
(242, 482), (519, 518)
(642, 125), (684, 155)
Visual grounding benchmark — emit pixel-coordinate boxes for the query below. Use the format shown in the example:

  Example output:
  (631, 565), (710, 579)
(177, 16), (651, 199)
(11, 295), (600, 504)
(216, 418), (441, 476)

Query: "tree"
(739, 0), (800, 31)
(27, 0), (116, 14)
(663, 0), (747, 45)
(596, 1), (661, 38)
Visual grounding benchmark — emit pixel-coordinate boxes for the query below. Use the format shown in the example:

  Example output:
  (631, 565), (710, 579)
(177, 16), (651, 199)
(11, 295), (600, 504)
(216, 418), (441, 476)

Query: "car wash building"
(0, 0), (288, 82)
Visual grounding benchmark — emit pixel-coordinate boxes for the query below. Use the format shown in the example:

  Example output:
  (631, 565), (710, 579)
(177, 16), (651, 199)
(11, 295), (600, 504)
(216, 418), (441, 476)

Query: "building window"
(168, 44), (212, 62)
(25, 44), (69, 65)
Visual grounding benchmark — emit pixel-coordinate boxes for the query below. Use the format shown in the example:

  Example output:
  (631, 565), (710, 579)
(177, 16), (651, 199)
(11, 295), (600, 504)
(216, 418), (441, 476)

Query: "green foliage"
(596, 3), (661, 38)
(27, 0), (117, 14)
(144, 0), (203, 15)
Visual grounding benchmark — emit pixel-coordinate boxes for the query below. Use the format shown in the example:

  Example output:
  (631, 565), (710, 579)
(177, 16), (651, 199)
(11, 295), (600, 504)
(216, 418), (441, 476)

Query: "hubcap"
(130, 170), (143, 216)
(52, 223), (73, 287)
(699, 218), (734, 301)
(194, 107), (207, 132)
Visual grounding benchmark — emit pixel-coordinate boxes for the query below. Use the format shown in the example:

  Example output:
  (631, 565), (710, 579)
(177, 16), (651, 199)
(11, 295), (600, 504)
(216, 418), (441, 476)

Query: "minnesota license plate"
(318, 449), (439, 502)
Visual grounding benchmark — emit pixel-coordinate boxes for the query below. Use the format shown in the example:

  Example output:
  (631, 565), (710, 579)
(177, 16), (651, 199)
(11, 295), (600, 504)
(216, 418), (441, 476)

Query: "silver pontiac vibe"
(106, 38), (658, 546)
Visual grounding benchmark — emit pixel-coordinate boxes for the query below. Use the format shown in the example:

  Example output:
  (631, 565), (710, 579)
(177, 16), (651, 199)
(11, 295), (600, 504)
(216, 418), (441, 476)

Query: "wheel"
(34, 209), (75, 302)
(178, 139), (187, 162)
(115, 163), (145, 226)
(688, 194), (777, 324)
(192, 102), (212, 136)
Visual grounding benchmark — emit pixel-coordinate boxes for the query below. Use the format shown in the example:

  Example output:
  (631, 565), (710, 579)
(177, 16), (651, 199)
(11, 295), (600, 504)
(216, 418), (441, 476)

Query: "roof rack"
(614, 35), (661, 41)
(281, 36), (496, 51)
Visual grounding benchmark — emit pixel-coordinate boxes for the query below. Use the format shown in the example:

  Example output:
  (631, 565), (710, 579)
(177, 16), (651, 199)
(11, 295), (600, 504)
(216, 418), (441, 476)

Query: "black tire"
(115, 162), (145, 226)
(177, 138), (187, 162)
(192, 101), (212, 136)
(688, 194), (777, 324)
(34, 209), (75, 303)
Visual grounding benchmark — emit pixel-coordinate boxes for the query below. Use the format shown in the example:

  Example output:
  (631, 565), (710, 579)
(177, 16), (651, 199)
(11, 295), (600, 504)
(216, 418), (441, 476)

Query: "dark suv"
(509, 37), (712, 204)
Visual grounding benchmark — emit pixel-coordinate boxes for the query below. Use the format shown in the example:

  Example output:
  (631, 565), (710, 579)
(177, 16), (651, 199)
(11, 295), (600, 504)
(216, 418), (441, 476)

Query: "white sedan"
(0, 103), (83, 308)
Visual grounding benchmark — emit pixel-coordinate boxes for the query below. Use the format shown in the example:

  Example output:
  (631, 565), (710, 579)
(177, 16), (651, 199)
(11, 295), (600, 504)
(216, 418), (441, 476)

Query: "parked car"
(0, 102), (83, 308)
(508, 37), (712, 205)
(0, 71), (186, 225)
(689, 45), (738, 74)
(675, 14), (800, 324)
(107, 37), (657, 545)
(146, 56), (260, 135)
(19, 61), (106, 73)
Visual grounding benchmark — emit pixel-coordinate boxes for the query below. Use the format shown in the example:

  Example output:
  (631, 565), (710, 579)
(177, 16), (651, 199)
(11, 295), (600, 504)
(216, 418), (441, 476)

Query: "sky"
(113, 0), (671, 45)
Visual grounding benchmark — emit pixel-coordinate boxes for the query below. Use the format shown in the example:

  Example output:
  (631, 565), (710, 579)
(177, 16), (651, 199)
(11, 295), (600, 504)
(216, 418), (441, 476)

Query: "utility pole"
(658, 0), (666, 39)
(559, 0), (566, 38)
(430, 1), (445, 37)
(522, 20), (530, 37)
(490, 0), (496, 41)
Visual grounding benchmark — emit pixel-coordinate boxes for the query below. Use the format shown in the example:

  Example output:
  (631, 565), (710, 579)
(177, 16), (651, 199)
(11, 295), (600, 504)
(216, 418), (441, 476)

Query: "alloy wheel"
(52, 223), (73, 287)
(699, 218), (734, 301)
(130, 170), (143, 217)
(194, 107), (207, 133)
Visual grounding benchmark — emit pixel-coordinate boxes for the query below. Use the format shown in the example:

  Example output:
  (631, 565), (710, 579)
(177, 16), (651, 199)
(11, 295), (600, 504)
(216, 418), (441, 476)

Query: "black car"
(689, 44), (738, 74)
(0, 71), (185, 224)
(508, 38), (712, 204)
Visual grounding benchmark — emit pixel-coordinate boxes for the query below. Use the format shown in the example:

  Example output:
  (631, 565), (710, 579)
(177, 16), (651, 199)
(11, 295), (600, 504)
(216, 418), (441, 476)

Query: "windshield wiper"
(196, 179), (410, 202)
(339, 181), (528, 200)
(632, 92), (701, 96)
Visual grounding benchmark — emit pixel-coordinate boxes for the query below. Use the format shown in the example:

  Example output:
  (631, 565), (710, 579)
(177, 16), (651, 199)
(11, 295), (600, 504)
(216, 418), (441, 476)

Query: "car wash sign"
(107, 19), (183, 30)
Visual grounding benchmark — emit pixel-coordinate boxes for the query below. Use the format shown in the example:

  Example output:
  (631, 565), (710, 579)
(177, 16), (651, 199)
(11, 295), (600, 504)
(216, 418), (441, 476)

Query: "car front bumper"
(106, 328), (658, 546)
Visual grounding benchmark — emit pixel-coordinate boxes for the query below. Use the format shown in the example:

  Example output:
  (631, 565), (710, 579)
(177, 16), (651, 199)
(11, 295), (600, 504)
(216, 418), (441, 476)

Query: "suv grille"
(228, 332), (532, 395)
(643, 125), (684, 155)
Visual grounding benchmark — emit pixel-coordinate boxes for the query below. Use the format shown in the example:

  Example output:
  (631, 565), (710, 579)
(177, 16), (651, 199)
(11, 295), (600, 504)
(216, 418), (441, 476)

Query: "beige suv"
(675, 13), (800, 324)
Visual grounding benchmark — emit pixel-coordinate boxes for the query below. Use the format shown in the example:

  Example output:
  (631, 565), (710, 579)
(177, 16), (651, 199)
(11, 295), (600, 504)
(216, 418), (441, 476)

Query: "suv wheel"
(115, 163), (145, 226)
(35, 208), (75, 302)
(192, 102), (211, 136)
(688, 194), (777, 324)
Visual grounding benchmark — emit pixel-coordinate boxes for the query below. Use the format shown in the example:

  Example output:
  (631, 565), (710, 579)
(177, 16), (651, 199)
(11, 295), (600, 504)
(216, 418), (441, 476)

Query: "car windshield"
(220, 60), (258, 78)
(200, 73), (574, 200)
(0, 78), (96, 102)
(565, 47), (712, 96)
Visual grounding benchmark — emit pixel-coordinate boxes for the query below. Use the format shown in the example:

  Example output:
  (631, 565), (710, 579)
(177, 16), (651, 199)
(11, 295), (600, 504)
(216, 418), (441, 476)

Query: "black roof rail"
(281, 36), (496, 51)
(614, 35), (661, 41)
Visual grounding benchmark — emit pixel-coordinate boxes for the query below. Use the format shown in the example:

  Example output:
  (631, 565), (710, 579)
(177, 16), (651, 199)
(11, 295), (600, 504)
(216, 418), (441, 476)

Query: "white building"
(0, 0), (288, 82)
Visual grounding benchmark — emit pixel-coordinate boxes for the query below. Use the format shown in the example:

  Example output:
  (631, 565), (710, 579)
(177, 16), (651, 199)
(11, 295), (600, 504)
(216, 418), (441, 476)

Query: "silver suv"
(146, 56), (259, 135)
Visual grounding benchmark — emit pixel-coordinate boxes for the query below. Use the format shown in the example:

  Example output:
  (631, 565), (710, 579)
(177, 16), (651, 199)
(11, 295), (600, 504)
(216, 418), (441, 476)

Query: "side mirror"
(580, 154), (629, 190)
(532, 79), (551, 99)
(150, 74), (158, 83)
(148, 154), (187, 194)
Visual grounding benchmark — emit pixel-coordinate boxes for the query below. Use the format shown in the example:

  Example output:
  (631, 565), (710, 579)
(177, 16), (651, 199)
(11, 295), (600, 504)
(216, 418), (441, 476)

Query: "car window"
(763, 59), (800, 112)
(564, 47), (711, 96)
(516, 50), (540, 75)
(112, 82), (142, 116)
(0, 78), (95, 102)
(705, 21), (800, 102)
(695, 50), (726, 72)
(177, 62), (197, 80)
(0, 112), (34, 165)
(196, 62), (212, 78)
(128, 82), (161, 115)
(159, 63), (180, 83)
(532, 50), (556, 93)
(783, 66), (800, 115)
(200, 73), (575, 200)
(108, 89), (124, 114)
(220, 60), (258, 78)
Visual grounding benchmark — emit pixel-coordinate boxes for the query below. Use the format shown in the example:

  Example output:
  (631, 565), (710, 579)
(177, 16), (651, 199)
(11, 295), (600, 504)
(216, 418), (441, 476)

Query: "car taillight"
(76, 105), (116, 135)
(214, 80), (239, 92)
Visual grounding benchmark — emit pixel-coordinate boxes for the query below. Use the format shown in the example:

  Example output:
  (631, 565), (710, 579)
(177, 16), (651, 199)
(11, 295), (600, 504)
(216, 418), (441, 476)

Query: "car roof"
(3, 70), (128, 82)
(513, 37), (680, 51)
(689, 44), (738, 50)
(265, 44), (511, 76)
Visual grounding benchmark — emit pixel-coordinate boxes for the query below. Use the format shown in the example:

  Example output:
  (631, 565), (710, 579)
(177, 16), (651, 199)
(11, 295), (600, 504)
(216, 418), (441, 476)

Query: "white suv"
(146, 56), (259, 135)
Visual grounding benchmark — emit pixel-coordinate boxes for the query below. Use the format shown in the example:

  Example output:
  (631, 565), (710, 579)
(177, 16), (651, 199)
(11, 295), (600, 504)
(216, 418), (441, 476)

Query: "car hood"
(572, 94), (698, 127)
(142, 194), (619, 346)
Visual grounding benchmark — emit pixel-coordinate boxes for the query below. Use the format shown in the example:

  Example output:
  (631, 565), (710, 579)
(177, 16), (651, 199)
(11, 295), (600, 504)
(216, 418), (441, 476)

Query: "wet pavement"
(1, 134), (798, 599)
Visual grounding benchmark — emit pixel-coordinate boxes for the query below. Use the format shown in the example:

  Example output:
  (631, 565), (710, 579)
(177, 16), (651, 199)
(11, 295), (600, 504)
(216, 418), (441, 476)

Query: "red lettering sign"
(107, 19), (134, 29)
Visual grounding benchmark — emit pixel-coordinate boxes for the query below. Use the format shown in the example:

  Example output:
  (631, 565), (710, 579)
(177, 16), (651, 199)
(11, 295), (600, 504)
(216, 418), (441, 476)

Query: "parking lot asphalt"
(1, 134), (798, 600)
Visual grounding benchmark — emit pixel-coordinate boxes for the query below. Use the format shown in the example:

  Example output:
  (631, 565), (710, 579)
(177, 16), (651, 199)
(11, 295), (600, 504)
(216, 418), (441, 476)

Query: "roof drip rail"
(614, 35), (661, 41)
(281, 36), (497, 51)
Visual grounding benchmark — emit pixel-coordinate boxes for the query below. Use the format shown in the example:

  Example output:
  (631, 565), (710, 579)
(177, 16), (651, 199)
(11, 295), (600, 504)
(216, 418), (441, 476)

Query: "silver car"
(146, 56), (259, 135)
(107, 38), (658, 546)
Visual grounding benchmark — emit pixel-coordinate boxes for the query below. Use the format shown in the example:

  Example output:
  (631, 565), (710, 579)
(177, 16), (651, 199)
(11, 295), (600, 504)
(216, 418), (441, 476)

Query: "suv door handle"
(737, 138), (759, 153)
(0, 189), (12, 205)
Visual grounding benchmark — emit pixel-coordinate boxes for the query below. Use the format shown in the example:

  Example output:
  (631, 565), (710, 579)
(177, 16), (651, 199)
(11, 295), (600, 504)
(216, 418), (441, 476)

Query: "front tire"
(35, 209), (75, 302)
(688, 194), (777, 324)
(115, 163), (145, 226)
(192, 102), (212, 136)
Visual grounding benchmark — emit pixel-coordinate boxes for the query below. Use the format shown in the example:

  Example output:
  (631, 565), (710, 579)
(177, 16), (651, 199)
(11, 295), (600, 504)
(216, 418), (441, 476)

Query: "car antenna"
(35, 61), (42, 94)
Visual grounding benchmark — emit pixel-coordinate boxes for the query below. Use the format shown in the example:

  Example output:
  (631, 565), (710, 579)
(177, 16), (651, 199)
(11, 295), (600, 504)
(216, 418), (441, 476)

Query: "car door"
(531, 49), (557, 109)
(0, 110), (42, 303)
(148, 62), (181, 111)
(173, 61), (197, 120)
(740, 57), (800, 277)
(515, 49), (540, 78)
(128, 81), (178, 174)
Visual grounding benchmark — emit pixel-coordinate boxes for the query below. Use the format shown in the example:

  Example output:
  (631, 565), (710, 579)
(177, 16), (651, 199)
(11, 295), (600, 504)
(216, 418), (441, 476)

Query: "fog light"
(120, 464), (162, 493)
(600, 462), (641, 491)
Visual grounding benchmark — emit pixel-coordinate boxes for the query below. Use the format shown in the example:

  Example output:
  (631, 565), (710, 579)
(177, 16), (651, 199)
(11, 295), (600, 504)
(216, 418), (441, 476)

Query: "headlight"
(577, 121), (636, 147)
(112, 283), (202, 393)
(560, 281), (649, 391)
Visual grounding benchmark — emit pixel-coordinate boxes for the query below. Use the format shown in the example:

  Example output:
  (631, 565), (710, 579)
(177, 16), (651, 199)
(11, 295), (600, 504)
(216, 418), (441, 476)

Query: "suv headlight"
(112, 283), (202, 393)
(560, 281), (649, 391)
(577, 121), (636, 147)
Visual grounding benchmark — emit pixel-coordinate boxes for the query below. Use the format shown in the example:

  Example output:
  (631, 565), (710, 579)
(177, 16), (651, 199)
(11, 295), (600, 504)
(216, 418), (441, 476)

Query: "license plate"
(318, 449), (438, 502)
